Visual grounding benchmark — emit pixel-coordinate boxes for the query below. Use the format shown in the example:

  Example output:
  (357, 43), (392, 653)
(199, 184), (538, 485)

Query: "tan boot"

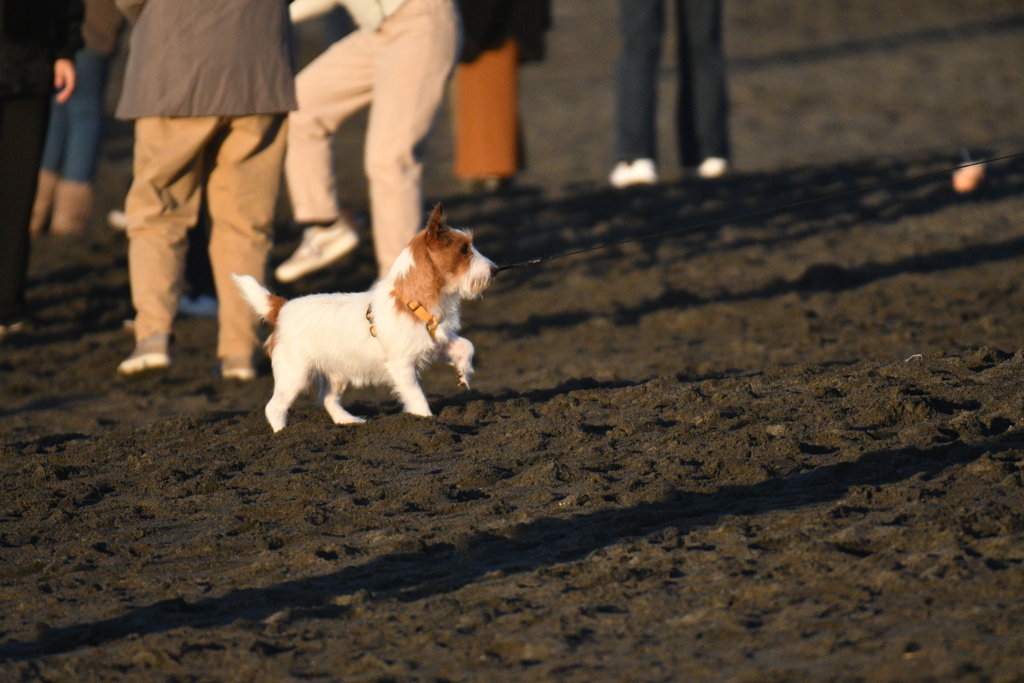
(29, 169), (59, 235)
(50, 180), (94, 235)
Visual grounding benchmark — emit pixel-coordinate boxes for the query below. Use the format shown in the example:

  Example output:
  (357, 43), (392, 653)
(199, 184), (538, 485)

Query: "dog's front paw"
(446, 337), (475, 390)
(406, 405), (433, 417)
(452, 359), (473, 389)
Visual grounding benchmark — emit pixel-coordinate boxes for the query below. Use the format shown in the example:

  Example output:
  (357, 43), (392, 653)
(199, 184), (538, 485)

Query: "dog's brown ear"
(425, 203), (446, 240)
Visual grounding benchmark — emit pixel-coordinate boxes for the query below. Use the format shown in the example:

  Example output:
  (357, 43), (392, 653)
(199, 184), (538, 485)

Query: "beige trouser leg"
(285, 35), (374, 227)
(126, 117), (212, 345)
(126, 114), (286, 359)
(285, 0), (459, 276)
(206, 114), (287, 359)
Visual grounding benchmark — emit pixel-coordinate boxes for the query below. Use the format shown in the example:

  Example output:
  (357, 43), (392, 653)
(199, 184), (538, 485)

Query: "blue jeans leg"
(39, 48), (110, 183)
(39, 86), (68, 174)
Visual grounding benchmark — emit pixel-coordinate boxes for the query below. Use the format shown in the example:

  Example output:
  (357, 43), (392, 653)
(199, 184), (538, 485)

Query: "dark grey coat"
(115, 0), (296, 119)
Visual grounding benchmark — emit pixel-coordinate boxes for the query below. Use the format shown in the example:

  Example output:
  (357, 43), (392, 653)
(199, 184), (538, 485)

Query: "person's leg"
(59, 48), (110, 184)
(31, 92), (65, 235)
(38, 91), (68, 176)
(205, 113), (288, 364)
(284, 33), (375, 225)
(28, 166), (58, 235)
(613, 0), (664, 164)
(45, 49), (111, 234)
(0, 96), (49, 326)
(364, 0), (459, 275)
(274, 34), (374, 283)
(675, 0), (729, 167)
(124, 116), (216, 345)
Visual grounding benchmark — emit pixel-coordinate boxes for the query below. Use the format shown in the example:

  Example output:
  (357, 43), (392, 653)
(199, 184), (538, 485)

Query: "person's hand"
(53, 58), (76, 104)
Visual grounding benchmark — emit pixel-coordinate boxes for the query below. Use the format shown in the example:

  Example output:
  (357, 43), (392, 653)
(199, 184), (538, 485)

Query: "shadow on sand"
(3, 425), (1020, 662)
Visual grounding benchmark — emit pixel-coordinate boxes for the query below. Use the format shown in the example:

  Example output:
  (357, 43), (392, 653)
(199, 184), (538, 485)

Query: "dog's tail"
(231, 273), (285, 326)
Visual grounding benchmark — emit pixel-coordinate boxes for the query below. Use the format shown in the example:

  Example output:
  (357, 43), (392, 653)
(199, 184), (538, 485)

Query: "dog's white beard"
(459, 253), (495, 298)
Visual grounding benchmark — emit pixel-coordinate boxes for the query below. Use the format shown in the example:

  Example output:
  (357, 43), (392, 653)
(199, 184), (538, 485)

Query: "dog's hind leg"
(319, 373), (364, 425)
(384, 360), (432, 416)
(265, 362), (308, 432)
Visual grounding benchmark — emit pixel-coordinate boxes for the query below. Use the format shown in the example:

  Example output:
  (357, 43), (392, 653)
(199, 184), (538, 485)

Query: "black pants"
(0, 95), (50, 324)
(613, 0), (729, 167)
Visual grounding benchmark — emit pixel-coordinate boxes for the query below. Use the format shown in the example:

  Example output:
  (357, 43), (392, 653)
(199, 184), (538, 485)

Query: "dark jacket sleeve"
(57, 0), (86, 59)
(0, 0), (84, 96)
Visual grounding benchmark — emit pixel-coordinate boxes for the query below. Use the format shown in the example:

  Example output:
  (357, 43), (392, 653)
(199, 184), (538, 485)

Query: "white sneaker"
(118, 333), (170, 376)
(609, 158), (658, 188)
(697, 157), (729, 179)
(178, 294), (218, 318)
(274, 218), (360, 283)
(107, 209), (128, 231)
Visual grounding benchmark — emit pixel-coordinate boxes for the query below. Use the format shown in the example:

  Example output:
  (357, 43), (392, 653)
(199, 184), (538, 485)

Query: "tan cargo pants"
(125, 113), (287, 359)
(284, 0), (459, 276)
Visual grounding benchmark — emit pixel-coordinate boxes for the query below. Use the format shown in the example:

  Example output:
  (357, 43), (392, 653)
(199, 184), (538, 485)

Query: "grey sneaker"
(118, 333), (170, 376)
(221, 354), (255, 381)
(274, 217), (360, 283)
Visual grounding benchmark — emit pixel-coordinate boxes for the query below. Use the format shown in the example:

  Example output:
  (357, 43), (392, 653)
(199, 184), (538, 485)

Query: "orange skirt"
(453, 38), (520, 180)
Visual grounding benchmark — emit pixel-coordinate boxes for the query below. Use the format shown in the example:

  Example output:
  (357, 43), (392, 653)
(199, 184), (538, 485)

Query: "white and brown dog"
(234, 204), (496, 432)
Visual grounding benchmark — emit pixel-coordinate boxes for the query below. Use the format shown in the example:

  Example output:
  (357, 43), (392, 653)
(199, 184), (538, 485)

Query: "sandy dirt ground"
(4, 1), (1024, 680)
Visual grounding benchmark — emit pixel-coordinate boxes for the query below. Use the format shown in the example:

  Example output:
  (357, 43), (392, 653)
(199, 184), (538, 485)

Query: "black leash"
(495, 152), (1024, 273)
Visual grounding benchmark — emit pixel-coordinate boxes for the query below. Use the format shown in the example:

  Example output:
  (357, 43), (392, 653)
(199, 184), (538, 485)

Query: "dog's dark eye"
(461, 244), (470, 254)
